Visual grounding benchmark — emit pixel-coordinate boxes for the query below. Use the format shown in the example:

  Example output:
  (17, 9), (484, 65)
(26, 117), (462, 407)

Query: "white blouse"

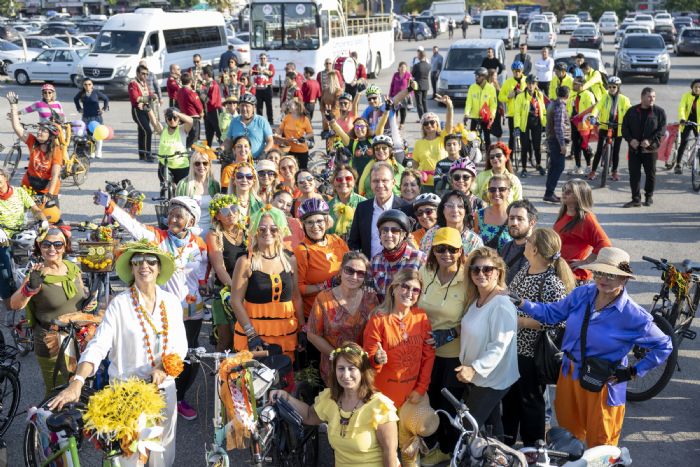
(80, 287), (188, 385)
(459, 295), (519, 390)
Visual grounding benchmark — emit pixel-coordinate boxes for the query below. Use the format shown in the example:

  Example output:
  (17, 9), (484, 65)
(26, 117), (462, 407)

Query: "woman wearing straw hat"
(511, 247), (673, 447)
(255, 158), (279, 204)
(49, 240), (187, 466)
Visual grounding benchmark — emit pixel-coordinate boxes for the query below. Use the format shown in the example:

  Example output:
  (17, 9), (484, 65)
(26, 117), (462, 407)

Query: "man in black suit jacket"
(348, 162), (405, 259)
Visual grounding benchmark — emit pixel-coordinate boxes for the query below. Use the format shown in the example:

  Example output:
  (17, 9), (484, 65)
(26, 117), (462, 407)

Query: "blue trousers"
(545, 139), (566, 197)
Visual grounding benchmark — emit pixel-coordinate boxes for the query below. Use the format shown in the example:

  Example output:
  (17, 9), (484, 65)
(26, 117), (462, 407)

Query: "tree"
(578, 0), (628, 20)
(664, 0), (700, 11)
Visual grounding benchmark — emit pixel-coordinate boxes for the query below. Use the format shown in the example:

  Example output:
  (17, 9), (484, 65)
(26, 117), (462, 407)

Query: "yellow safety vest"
(498, 75), (527, 117)
(592, 93), (631, 137)
(678, 91), (700, 129)
(464, 82), (498, 120)
(513, 89), (547, 131)
(548, 74), (574, 101)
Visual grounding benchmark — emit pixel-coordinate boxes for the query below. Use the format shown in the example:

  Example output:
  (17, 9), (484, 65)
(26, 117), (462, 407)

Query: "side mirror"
(144, 45), (154, 57)
(32, 57), (37, 61)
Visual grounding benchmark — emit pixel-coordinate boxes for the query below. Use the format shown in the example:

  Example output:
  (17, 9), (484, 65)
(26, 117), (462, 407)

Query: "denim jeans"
(545, 138), (565, 197)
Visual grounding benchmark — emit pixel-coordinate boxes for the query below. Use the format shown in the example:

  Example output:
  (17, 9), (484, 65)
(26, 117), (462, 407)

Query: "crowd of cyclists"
(0, 44), (696, 466)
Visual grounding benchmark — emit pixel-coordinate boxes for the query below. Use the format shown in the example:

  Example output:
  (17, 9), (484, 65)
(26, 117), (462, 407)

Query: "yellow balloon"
(93, 125), (109, 141)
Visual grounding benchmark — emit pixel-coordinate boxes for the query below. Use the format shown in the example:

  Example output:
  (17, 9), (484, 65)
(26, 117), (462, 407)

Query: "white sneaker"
(89, 153), (96, 159)
(95, 152), (103, 159)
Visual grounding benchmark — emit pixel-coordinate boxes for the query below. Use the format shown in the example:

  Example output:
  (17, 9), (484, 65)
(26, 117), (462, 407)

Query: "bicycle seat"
(46, 408), (83, 435)
(682, 259), (700, 273)
(547, 427), (584, 460)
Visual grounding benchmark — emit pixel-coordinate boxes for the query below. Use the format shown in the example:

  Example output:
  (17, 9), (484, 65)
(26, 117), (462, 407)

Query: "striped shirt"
(21, 101), (65, 123)
(546, 98), (569, 148)
(371, 245), (427, 302)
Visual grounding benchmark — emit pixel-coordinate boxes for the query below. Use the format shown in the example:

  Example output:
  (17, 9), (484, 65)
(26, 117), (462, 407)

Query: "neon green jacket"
(464, 82), (498, 120)
(548, 73), (574, 100)
(678, 91), (700, 130)
(513, 88), (547, 131)
(566, 90), (595, 117)
(498, 75), (527, 117)
(592, 93), (631, 137)
(582, 69), (605, 102)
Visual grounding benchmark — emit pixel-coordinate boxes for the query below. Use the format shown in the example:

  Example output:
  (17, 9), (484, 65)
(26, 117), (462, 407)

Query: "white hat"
(584, 247), (635, 278)
(417, 46), (425, 52)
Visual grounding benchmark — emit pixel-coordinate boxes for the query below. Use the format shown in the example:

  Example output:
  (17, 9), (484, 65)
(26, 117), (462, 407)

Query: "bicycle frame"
(39, 436), (81, 467)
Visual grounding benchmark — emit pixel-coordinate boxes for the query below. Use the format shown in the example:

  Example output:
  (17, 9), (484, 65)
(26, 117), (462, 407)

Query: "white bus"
(246, 0), (395, 86)
(77, 8), (228, 93)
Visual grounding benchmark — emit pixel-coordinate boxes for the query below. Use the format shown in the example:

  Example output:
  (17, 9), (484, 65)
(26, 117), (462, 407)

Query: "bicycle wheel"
(691, 147), (700, 192)
(626, 314), (677, 402)
(681, 133), (697, 168)
(11, 327), (32, 357)
(676, 280), (700, 343)
(72, 155), (91, 186)
(3, 146), (22, 182)
(600, 143), (610, 188)
(0, 366), (20, 436)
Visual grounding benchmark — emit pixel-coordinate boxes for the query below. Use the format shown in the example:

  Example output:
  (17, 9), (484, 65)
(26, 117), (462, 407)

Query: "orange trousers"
(555, 366), (626, 447)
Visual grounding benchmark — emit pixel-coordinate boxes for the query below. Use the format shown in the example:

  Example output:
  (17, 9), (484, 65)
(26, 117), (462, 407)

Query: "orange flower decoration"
(219, 350), (254, 381)
(162, 353), (184, 378)
(185, 294), (197, 304)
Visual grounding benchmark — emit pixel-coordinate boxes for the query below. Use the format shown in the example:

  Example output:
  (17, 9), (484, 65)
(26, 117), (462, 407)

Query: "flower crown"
(208, 194), (239, 219)
(329, 346), (368, 361)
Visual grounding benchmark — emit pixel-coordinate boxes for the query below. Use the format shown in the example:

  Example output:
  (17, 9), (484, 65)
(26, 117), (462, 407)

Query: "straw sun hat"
(584, 247), (635, 279)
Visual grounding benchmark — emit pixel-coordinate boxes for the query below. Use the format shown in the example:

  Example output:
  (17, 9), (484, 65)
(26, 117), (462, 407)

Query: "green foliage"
(404, 0), (433, 14)
(665, 0), (700, 11)
(0, 0), (15, 17)
(575, 0), (629, 20)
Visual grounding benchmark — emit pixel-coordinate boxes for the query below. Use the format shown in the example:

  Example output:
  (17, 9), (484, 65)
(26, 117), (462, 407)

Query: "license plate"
(637, 67), (653, 72)
(454, 92), (467, 97)
(96, 85), (104, 90)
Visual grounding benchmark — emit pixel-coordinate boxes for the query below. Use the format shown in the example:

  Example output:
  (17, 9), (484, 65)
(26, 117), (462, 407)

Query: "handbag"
(577, 303), (618, 392)
(531, 272), (563, 385)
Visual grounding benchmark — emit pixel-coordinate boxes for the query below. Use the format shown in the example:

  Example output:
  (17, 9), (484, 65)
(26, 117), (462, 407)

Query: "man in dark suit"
(348, 162), (405, 259)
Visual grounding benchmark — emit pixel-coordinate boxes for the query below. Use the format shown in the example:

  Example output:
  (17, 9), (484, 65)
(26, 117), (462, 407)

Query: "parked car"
(227, 36), (250, 65)
(569, 25), (603, 50)
(633, 14), (655, 30)
(54, 34), (91, 48)
(577, 12), (593, 22)
(553, 48), (606, 75)
(0, 39), (39, 75)
(8, 47), (88, 86)
(12, 36), (70, 53)
(654, 12), (673, 25)
(654, 24), (677, 46)
(436, 39), (507, 101)
(559, 16), (580, 34)
(542, 12), (557, 24)
(400, 21), (433, 41)
(416, 15), (441, 36)
(527, 21), (557, 48)
(38, 24), (78, 36)
(614, 33), (670, 83)
(598, 17), (618, 34)
(600, 11), (619, 22)
(0, 24), (19, 41)
(675, 27), (700, 55)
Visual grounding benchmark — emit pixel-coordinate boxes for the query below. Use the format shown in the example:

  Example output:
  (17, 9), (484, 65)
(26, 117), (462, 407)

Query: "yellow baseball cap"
(432, 227), (461, 249)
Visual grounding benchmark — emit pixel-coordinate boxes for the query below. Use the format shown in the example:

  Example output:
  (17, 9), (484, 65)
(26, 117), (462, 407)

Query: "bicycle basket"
(77, 241), (119, 273)
(155, 201), (170, 230)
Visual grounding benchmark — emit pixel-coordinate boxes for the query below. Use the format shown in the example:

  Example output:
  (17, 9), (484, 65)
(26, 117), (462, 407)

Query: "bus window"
(283, 3), (319, 49)
(321, 10), (329, 44)
(251, 4), (283, 49)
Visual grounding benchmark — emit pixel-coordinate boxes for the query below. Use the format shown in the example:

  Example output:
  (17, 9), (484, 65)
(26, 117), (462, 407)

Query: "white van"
(480, 10), (520, 49)
(436, 39), (507, 100)
(77, 8), (228, 93)
(429, 0), (467, 24)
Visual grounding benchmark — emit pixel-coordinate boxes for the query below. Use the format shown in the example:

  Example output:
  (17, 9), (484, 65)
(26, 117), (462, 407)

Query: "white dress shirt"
(535, 57), (554, 83)
(370, 194), (395, 259)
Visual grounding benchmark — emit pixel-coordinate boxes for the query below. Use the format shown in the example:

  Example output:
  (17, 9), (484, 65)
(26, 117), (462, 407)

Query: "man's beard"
(509, 226), (528, 240)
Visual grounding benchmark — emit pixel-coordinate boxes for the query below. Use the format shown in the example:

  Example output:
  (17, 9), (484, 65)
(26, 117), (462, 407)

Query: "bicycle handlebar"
(441, 387), (466, 412)
(642, 256), (669, 270)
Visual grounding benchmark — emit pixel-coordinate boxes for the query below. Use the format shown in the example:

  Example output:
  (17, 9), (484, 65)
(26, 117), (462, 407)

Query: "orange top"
(294, 234), (349, 316)
(553, 212), (611, 281)
(280, 114), (313, 153)
(412, 228), (427, 247)
(363, 307), (435, 408)
(23, 134), (63, 194)
(283, 217), (305, 252)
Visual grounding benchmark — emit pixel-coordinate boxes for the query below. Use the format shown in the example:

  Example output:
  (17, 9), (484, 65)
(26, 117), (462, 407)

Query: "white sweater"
(459, 295), (519, 390)
(534, 57), (554, 83)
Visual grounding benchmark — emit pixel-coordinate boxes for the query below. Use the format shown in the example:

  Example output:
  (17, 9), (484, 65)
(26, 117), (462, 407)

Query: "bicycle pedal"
(680, 329), (697, 340)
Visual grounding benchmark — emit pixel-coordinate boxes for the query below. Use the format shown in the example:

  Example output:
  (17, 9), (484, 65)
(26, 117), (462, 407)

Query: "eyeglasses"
(42, 91), (54, 94)
(218, 205), (238, 216)
(40, 240), (65, 250)
(194, 161), (209, 167)
(166, 116), (179, 122)
(380, 226), (403, 235)
(335, 175), (353, 183)
(422, 120), (438, 127)
(434, 245), (460, 254)
(235, 172), (254, 180)
(130, 254), (160, 267)
(488, 186), (509, 194)
(354, 124), (367, 130)
(258, 170), (276, 178)
(399, 283), (422, 296)
(444, 202), (465, 210)
(470, 265), (497, 276)
(297, 175), (314, 183)
(257, 225), (279, 235)
(303, 219), (325, 227)
(342, 265), (367, 278)
(367, 96), (379, 102)
(415, 207), (436, 217)
(489, 153), (504, 159)
(452, 174), (472, 182)
(592, 271), (623, 281)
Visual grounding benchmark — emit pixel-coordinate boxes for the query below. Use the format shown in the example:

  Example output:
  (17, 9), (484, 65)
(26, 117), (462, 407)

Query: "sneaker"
(89, 153), (96, 159)
(574, 167), (584, 175)
(95, 152), (103, 159)
(611, 171), (620, 181)
(543, 194), (561, 204)
(537, 165), (546, 176)
(675, 165), (683, 175)
(519, 169), (528, 178)
(587, 171), (597, 180)
(421, 446), (451, 467)
(644, 196), (654, 206)
(623, 200), (642, 208)
(177, 400), (197, 420)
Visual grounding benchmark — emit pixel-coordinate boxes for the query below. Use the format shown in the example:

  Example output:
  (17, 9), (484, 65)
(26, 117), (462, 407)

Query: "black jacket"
(348, 197), (406, 259)
(621, 104), (667, 153)
(411, 61), (432, 91)
(481, 57), (504, 75)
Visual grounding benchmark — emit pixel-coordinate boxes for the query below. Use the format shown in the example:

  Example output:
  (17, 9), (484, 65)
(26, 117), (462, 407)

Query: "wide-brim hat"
(398, 395), (439, 439)
(584, 247), (635, 278)
(255, 159), (278, 173)
(115, 240), (176, 286)
(432, 227), (462, 249)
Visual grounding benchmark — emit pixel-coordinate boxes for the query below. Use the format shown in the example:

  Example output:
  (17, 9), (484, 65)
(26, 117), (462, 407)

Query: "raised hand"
(374, 342), (388, 365)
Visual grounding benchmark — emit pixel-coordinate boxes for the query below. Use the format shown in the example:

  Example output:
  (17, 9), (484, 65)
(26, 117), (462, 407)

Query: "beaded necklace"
(131, 287), (169, 368)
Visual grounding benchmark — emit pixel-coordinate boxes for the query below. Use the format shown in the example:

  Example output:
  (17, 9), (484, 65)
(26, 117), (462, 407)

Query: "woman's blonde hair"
(209, 196), (244, 251)
(228, 161), (260, 196)
(377, 269), (423, 315)
(528, 228), (576, 293)
(248, 212), (292, 272)
(555, 179), (593, 232)
(464, 247), (507, 308)
(180, 151), (216, 197)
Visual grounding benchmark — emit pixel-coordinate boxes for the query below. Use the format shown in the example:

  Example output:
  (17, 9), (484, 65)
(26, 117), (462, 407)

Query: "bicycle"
(152, 151), (187, 230)
(519, 428), (632, 466)
(2, 123), (39, 182)
(678, 121), (700, 192)
(10, 311), (33, 356)
(593, 121), (619, 188)
(0, 345), (21, 437)
(307, 149), (336, 198)
(60, 132), (92, 187)
(667, 121), (698, 174)
(625, 255), (699, 401)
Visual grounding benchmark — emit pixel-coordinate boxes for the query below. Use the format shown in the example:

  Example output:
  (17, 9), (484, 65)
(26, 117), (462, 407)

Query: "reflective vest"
(592, 93), (631, 137)
(513, 88), (547, 131)
(548, 74), (574, 101)
(498, 75), (527, 117)
(678, 91), (700, 129)
(464, 82), (498, 120)
(566, 90), (595, 117)
(582, 69), (605, 102)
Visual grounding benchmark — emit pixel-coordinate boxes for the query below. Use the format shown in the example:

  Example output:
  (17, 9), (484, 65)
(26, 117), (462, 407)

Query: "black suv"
(655, 24), (676, 45)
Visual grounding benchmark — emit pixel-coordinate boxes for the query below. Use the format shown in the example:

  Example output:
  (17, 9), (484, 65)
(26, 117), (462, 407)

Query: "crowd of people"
(3, 44), (692, 466)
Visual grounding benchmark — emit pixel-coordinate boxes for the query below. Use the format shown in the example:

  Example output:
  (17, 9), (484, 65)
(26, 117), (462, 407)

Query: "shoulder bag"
(577, 303), (619, 392)
(533, 272), (563, 385)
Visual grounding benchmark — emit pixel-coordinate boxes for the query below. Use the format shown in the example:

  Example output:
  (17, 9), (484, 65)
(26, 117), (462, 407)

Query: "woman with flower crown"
(271, 342), (399, 467)
(49, 240), (187, 467)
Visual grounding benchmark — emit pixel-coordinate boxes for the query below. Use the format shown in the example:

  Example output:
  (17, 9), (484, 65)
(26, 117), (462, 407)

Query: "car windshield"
(562, 18), (578, 24)
(0, 40), (21, 51)
(530, 22), (549, 32)
(555, 56), (600, 71)
(623, 36), (664, 49)
(574, 28), (595, 36)
(93, 30), (144, 54)
(444, 48), (488, 70)
(482, 16), (508, 29)
(682, 29), (700, 38)
(43, 38), (69, 47)
(627, 28), (648, 34)
(636, 15), (652, 21)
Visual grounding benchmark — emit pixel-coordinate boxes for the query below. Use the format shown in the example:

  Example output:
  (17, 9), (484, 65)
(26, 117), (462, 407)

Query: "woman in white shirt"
(49, 241), (188, 467)
(534, 48), (554, 96)
(456, 246), (518, 439)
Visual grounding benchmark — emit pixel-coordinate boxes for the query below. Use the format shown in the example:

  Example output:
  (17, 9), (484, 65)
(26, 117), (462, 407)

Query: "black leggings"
(507, 116), (517, 151)
(462, 383), (509, 439)
(424, 356), (463, 454)
(571, 126), (592, 168)
(501, 355), (546, 447)
(157, 163), (190, 185)
(676, 124), (699, 164)
(397, 106), (406, 125)
(520, 121), (542, 169)
(591, 130), (623, 172)
(176, 318), (202, 401)
(415, 89), (428, 118)
(204, 109), (221, 146)
(471, 119), (491, 147)
(256, 87), (274, 124)
(289, 151), (309, 170)
(131, 107), (152, 159)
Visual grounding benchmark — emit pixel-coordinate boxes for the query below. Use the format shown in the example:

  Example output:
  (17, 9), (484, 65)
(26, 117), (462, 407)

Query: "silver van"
(436, 39), (507, 101)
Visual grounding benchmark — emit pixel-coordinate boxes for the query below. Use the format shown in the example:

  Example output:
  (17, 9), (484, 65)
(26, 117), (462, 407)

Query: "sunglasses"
(167, 116), (179, 122)
(380, 226), (403, 235)
(218, 205), (239, 216)
(354, 124), (367, 130)
(342, 265), (367, 278)
(40, 240), (65, 250)
(304, 218), (325, 227)
(416, 207), (436, 217)
(489, 153), (504, 159)
(194, 61), (201, 64)
(335, 175), (354, 183)
(235, 172), (254, 180)
(488, 186), (509, 194)
(399, 283), (422, 296)
(592, 271), (623, 281)
(297, 175), (314, 183)
(434, 245), (460, 254)
(444, 202), (465, 210)
(423, 120), (438, 127)
(257, 225), (279, 235)
(452, 174), (472, 182)
(130, 254), (159, 267)
(470, 265), (497, 276)
(194, 161), (209, 167)
(258, 170), (276, 178)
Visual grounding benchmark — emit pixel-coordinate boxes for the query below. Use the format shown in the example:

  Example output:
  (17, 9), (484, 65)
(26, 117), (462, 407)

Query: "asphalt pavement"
(0, 25), (699, 466)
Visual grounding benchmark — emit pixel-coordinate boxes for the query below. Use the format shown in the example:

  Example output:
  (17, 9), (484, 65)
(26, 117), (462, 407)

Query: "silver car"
(436, 39), (507, 101)
(614, 33), (670, 83)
